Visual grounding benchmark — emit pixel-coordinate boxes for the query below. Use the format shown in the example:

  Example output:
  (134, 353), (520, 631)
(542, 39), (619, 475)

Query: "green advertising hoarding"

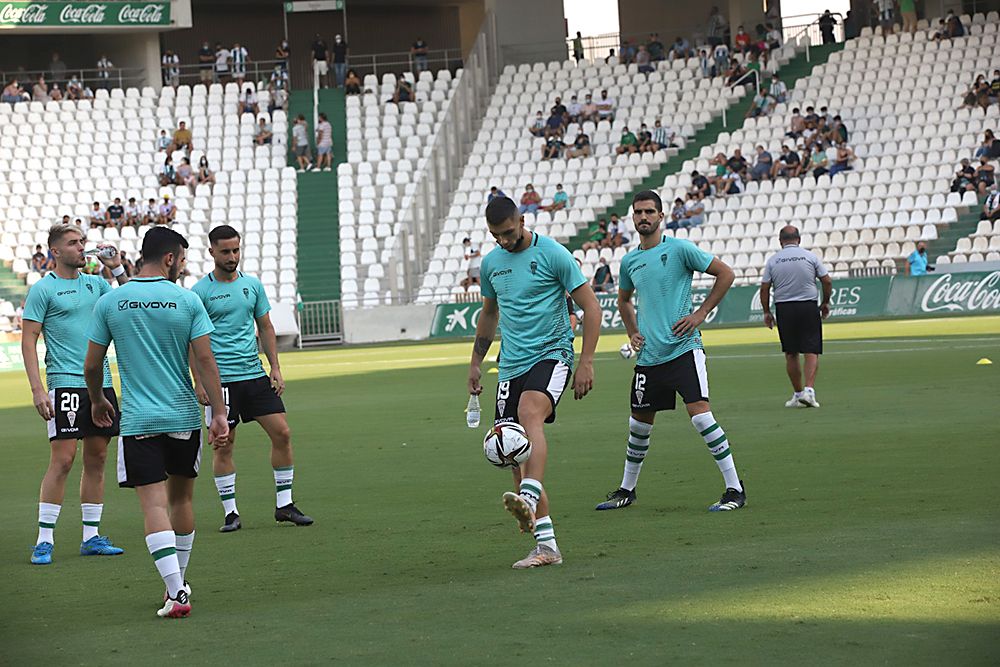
(0, 2), (170, 27)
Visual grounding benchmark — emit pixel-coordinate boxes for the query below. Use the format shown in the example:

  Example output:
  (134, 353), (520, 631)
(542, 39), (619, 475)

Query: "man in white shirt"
(461, 238), (481, 291)
(292, 115), (312, 172)
(96, 54), (113, 89)
(214, 42), (231, 83)
(596, 89), (616, 122)
(768, 74), (787, 104)
(231, 42), (249, 84)
(161, 50), (179, 88)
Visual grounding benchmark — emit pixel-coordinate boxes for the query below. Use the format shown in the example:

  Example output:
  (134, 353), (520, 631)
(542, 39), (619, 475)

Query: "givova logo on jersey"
(118, 299), (178, 310)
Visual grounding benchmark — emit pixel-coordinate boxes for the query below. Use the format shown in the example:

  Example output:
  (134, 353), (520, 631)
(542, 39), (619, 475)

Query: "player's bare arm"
(191, 335), (229, 446)
(819, 275), (833, 319)
(468, 297), (498, 396)
(84, 341), (115, 427)
(187, 345), (210, 406)
(617, 287), (645, 352)
(570, 282), (601, 399)
(673, 258), (734, 336)
(20, 320), (54, 420)
(256, 312), (284, 396)
(96, 243), (130, 285)
(760, 281), (774, 329)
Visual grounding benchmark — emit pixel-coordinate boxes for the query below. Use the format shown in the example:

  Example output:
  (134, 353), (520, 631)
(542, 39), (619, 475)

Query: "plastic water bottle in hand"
(466, 394), (481, 428)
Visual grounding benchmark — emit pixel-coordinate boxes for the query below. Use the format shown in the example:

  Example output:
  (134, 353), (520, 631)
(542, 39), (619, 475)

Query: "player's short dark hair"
(142, 226), (188, 263)
(632, 190), (662, 212)
(208, 224), (241, 245)
(485, 196), (518, 226)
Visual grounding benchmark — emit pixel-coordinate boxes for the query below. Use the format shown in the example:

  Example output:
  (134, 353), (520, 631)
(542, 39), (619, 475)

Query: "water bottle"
(85, 246), (118, 260)
(466, 394), (481, 428)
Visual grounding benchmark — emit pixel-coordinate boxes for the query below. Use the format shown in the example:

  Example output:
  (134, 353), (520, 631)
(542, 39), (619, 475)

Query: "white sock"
(37, 502), (61, 545)
(518, 478), (542, 514)
(145, 530), (183, 598)
(81, 503), (103, 541)
(533, 515), (558, 552)
(175, 531), (195, 580)
(804, 386), (814, 393)
(622, 417), (653, 491)
(214, 472), (238, 516)
(274, 467), (294, 507)
(690, 412), (742, 492)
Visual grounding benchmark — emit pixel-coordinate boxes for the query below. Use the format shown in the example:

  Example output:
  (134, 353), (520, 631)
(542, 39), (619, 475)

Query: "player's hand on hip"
(33, 388), (54, 421)
(270, 368), (285, 396)
(672, 310), (706, 337)
(820, 303), (830, 319)
(468, 366), (482, 396)
(194, 383), (210, 406)
(208, 414), (229, 447)
(763, 311), (775, 329)
(629, 333), (645, 352)
(91, 397), (116, 428)
(573, 360), (594, 400)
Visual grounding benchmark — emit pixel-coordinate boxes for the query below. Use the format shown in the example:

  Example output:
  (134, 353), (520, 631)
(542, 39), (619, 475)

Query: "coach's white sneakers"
(785, 393), (804, 408)
(798, 388), (820, 408)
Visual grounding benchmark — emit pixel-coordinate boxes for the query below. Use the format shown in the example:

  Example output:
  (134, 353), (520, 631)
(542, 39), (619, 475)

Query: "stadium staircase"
(290, 88), (346, 303)
(0, 264), (27, 305)
(567, 43), (845, 250)
(931, 206), (981, 259)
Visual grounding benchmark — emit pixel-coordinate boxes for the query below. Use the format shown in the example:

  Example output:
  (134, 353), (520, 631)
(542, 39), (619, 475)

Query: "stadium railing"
(1, 66), (147, 92)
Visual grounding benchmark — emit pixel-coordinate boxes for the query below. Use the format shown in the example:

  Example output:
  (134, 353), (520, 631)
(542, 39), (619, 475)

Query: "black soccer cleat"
(219, 512), (242, 533)
(275, 503), (314, 526)
(709, 482), (746, 512)
(595, 487), (637, 510)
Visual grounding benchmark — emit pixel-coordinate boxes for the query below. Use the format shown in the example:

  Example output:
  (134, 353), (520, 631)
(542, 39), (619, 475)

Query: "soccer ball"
(483, 422), (532, 468)
(619, 342), (636, 359)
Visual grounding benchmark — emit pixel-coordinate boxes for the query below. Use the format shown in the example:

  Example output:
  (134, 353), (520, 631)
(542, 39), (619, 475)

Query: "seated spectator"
(344, 69), (362, 95)
(31, 245), (49, 274)
(518, 185), (541, 214)
(647, 33), (665, 61)
(828, 141), (855, 176)
(772, 145), (802, 179)
(542, 130), (565, 160)
(269, 65), (289, 92)
(32, 75), (48, 103)
(668, 198), (688, 229)
(746, 89), (775, 118)
(544, 106), (565, 138)
(727, 148), (748, 177)
(975, 129), (1000, 159)
(689, 170), (711, 199)
(552, 96), (567, 119)
(651, 119), (676, 150)
(669, 36), (691, 60)
(982, 184), (1000, 222)
(144, 198), (159, 224)
(635, 45), (654, 74)
(906, 242), (930, 276)
(460, 238), (481, 291)
(734, 25), (752, 52)
(829, 115), (848, 143)
(963, 75), (992, 110)
(238, 87), (259, 116)
(591, 258), (614, 292)
(565, 96), (583, 124)
(487, 186), (507, 203)
(156, 129), (171, 152)
(254, 117), (273, 145)
(765, 23), (781, 50)
(605, 48), (619, 66)
(543, 184), (569, 212)
(707, 153), (729, 191)
(975, 156), (996, 197)
(604, 216), (625, 248)
(750, 145), (773, 181)
(951, 158), (977, 192)
(49, 84), (63, 102)
(581, 220), (607, 251)
(596, 89), (616, 122)
(176, 157), (197, 189)
(581, 94), (598, 123)
(391, 75), (413, 104)
(947, 11), (965, 38)
(684, 194), (706, 226)
(268, 85), (288, 116)
(616, 126), (638, 154)
(124, 197), (141, 226)
(566, 132), (592, 159)
(529, 110), (546, 137)
(809, 142), (829, 178)
(119, 252), (136, 278)
(990, 69), (1000, 104)
(169, 121), (193, 153)
(725, 58), (747, 86)
(1, 79), (22, 104)
(157, 195), (176, 225)
(636, 124), (654, 152)
(66, 75), (83, 100)
(87, 201), (107, 229)
(786, 108), (806, 138)
(620, 37), (636, 64)
(106, 197), (125, 228)
(721, 165), (744, 195)
(159, 156), (176, 186)
(768, 74), (787, 104)
(197, 156), (216, 186)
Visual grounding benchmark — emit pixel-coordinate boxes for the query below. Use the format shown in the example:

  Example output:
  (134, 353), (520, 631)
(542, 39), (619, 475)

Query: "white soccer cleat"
(798, 388), (820, 408)
(156, 589), (191, 618)
(163, 580), (192, 602)
(512, 544), (563, 569)
(501, 491), (536, 533)
(785, 393), (804, 408)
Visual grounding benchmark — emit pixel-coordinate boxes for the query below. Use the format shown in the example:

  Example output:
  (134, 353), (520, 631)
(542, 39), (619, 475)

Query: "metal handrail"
(1, 66), (146, 91)
(782, 12), (845, 61)
(157, 59), (290, 89)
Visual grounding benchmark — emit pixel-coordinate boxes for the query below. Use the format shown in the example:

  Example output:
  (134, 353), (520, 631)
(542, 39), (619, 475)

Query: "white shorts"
(314, 60), (328, 76)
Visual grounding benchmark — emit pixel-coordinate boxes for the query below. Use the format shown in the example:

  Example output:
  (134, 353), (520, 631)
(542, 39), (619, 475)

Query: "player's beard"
(505, 229), (526, 252)
(636, 221), (658, 238)
(168, 261), (183, 283)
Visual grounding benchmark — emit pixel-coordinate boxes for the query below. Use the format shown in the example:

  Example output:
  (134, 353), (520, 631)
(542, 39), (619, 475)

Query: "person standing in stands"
(332, 35), (348, 88)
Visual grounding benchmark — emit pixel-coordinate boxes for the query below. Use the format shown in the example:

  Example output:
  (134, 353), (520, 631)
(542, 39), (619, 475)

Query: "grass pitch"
(0, 317), (998, 665)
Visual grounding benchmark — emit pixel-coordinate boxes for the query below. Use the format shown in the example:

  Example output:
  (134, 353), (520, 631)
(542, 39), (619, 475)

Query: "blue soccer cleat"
(31, 542), (54, 565)
(80, 535), (125, 556)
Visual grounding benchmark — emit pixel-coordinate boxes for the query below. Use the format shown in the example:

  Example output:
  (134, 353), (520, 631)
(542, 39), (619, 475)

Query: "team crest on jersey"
(635, 390), (644, 404)
(85, 283), (94, 294)
(497, 399), (507, 416)
(660, 252), (669, 266)
(529, 261), (537, 275)
(242, 288), (249, 299)
(67, 411), (77, 427)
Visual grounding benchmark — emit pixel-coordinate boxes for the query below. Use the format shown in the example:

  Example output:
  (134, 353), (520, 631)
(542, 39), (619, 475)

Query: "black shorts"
(776, 300), (823, 354)
(495, 359), (571, 426)
(207, 376), (286, 429)
(631, 349), (710, 412)
(47, 387), (120, 442)
(117, 431), (203, 488)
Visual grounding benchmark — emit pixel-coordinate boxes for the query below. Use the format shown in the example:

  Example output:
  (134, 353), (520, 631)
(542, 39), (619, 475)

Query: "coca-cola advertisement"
(0, 1), (169, 26)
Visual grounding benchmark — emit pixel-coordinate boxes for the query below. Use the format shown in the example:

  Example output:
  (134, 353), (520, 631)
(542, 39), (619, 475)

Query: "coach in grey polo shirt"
(759, 225), (832, 408)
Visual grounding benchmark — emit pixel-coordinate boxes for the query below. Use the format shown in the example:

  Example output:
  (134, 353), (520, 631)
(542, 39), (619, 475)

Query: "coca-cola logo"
(920, 272), (1000, 313)
(59, 3), (106, 23)
(0, 3), (48, 23)
(118, 3), (163, 23)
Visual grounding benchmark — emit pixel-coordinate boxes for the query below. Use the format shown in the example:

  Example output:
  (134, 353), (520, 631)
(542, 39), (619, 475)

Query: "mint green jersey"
(22, 272), (113, 390)
(480, 233), (587, 381)
(190, 271), (271, 383)
(87, 277), (214, 436)
(619, 235), (714, 366)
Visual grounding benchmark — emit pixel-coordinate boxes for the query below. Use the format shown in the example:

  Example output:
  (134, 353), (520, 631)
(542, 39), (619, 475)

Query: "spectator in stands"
(31, 75), (48, 103)
(276, 39), (290, 72)
(669, 198), (688, 229)
(746, 89), (775, 119)
(107, 197), (125, 228)
(698, 47), (713, 79)
(750, 145), (773, 181)
(827, 141), (855, 177)
(49, 84), (62, 102)
(712, 42), (730, 78)
(460, 237), (481, 291)
(765, 23), (781, 50)
(635, 45), (654, 74)
(268, 84), (288, 116)
(773, 145), (802, 178)
(582, 220), (607, 251)
(161, 50), (179, 88)
(706, 6), (728, 47)
(31, 245), (49, 275)
(144, 198), (158, 225)
(975, 156), (996, 197)
(636, 124), (655, 153)
(270, 65), (289, 91)
(809, 142), (829, 179)
(974, 130), (1000, 159)
(124, 197), (141, 226)
(231, 41), (249, 85)
(66, 75), (82, 101)
(156, 129), (170, 152)
(734, 26), (752, 52)
(518, 185), (542, 214)
(254, 117), (273, 145)
(964, 75), (992, 110)
(158, 195), (176, 225)
(581, 94), (598, 123)
(685, 194), (706, 226)
(529, 110), (546, 137)
(573, 32), (584, 62)
(591, 258), (614, 293)
(669, 36), (692, 60)
(411, 37), (429, 73)
(89, 201), (108, 230)
(315, 112), (333, 171)
(176, 157), (197, 191)
(690, 170), (711, 199)
(616, 126), (638, 155)
(906, 242), (929, 275)
(898, 0), (917, 35)
(725, 58), (747, 86)
(604, 215), (625, 248)
(605, 48), (619, 66)
(2, 79), (21, 104)
(990, 69), (1000, 104)
(651, 119), (676, 151)
(647, 33), (665, 61)
(706, 152), (728, 191)
(946, 11), (965, 38)
(344, 69), (362, 95)
(293, 114), (312, 172)
(768, 74), (787, 104)
(566, 131), (592, 159)
(721, 164), (745, 195)
(829, 115), (848, 143)
(238, 86), (259, 116)
(596, 89), (616, 122)
(542, 129), (565, 160)
(875, 0), (895, 37)
(544, 106), (565, 138)
(120, 252), (136, 278)
(48, 52), (67, 87)
(566, 96), (583, 124)
(331, 35), (348, 88)
(197, 156), (216, 186)
(818, 10), (838, 43)
(198, 41), (214, 84)
(727, 148), (749, 177)
(543, 184), (569, 212)
(391, 75), (414, 104)
(312, 34), (330, 88)
(982, 184), (1000, 222)
(169, 120), (193, 153)
(159, 155), (176, 186)
(214, 42), (231, 83)
(487, 186), (507, 203)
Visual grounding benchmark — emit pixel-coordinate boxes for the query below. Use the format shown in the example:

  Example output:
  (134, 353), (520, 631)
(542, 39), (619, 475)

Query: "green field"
(1, 319), (999, 665)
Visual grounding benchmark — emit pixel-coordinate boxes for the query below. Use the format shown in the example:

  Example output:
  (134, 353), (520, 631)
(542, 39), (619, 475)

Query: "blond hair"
(47, 223), (84, 249)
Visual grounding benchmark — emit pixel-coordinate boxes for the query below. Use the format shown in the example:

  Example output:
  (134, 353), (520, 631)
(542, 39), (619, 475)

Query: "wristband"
(111, 265), (126, 277)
